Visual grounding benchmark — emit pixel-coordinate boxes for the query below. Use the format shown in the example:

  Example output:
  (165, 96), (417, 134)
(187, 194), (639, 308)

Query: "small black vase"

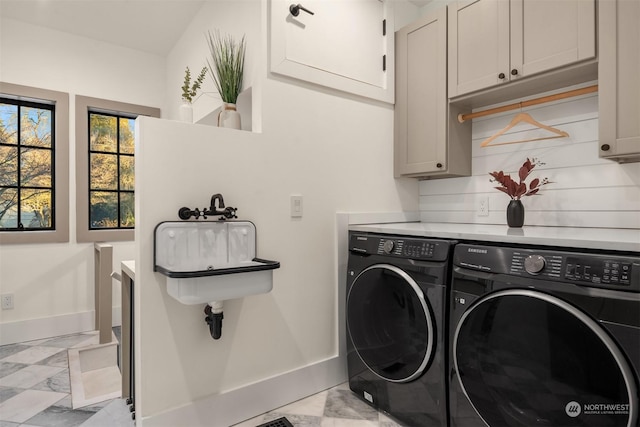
(506, 199), (525, 228)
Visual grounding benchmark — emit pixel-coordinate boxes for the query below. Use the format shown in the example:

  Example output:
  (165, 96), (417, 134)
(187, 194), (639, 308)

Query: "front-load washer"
(449, 242), (640, 427)
(346, 231), (455, 426)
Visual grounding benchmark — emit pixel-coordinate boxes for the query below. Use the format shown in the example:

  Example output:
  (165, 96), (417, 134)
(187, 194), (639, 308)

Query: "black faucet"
(178, 193), (237, 220)
(205, 193), (237, 219)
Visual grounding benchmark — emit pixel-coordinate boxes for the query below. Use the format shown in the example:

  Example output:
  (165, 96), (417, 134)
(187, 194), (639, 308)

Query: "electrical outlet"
(478, 197), (489, 217)
(1, 294), (14, 310)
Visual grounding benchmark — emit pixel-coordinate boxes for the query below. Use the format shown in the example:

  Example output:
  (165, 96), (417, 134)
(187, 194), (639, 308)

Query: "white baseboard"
(0, 307), (122, 345)
(138, 355), (347, 427)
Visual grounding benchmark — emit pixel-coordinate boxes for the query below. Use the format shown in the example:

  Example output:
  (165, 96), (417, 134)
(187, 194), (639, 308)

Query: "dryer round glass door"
(454, 289), (638, 427)
(347, 264), (435, 383)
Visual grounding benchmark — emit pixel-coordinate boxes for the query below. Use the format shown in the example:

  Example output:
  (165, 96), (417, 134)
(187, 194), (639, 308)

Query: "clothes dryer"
(346, 232), (455, 426)
(449, 243), (640, 427)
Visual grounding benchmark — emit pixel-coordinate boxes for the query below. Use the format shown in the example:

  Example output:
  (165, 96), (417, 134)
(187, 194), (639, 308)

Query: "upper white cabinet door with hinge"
(269, 0), (394, 103)
(395, 7), (447, 176)
(448, 0), (510, 97)
(510, 0), (595, 79)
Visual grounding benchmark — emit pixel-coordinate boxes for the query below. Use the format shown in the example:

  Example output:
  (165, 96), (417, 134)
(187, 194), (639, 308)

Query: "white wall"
(420, 91), (640, 228)
(0, 18), (166, 342)
(136, 1), (419, 424)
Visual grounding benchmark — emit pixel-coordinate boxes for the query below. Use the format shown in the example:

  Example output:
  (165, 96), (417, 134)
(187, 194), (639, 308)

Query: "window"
(88, 112), (135, 230)
(75, 96), (159, 243)
(0, 82), (69, 244)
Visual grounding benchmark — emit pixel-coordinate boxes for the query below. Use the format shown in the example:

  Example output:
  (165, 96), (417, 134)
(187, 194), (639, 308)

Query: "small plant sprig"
(489, 158), (552, 200)
(181, 66), (207, 103)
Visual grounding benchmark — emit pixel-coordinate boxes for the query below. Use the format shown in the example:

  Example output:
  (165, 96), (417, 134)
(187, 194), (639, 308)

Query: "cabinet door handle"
(601, 144), (611, 151)
(498, 72), (506, 79)
(511, 69), (518, 76)
(436, 162), (443, 168)
(289, 4), (314, 17)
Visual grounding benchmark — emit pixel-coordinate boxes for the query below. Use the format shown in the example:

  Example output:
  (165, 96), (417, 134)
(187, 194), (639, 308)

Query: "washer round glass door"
(347, 264), (435, 383)
(454, 289), (638, 427)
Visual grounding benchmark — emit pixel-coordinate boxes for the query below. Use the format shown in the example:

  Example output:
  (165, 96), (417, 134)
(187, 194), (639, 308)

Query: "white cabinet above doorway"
(269, 0), (395, 103)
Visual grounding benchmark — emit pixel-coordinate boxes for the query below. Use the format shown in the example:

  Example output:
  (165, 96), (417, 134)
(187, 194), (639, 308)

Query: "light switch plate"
(290, 195), (303, 218)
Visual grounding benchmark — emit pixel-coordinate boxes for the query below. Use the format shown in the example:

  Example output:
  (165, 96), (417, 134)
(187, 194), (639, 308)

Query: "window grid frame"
(0, 97), (56, 232)
(87, 111), (135, 231)
(75, 95), (159, 243)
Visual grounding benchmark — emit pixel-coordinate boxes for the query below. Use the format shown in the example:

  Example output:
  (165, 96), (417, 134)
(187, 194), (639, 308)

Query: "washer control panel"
(378, 238), (436, 259)
(350, 233), (452, 261)
(565, 257), (632, 286)
(454, 244), (639, 292)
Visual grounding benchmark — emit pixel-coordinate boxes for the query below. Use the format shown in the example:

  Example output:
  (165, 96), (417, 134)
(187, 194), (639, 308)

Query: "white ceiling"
(1, 0), (432, 56)
(0, 0), (207, 55)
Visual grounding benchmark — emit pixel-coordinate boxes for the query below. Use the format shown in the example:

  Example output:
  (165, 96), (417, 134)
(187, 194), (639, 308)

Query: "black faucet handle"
(219, 207), (237, 220)
(178, 207), (191, 220)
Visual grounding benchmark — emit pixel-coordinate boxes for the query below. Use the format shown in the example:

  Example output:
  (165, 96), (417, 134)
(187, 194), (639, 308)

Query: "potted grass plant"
(206, 30), (246, 129)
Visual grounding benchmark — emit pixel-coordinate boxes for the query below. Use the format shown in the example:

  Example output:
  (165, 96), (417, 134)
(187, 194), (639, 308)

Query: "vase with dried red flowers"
(489, 158), (552, 228)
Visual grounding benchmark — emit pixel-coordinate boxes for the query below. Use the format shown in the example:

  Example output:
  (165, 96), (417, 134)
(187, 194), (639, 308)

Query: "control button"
(524, 255), (546, 274)
(382, 240), (395, 254)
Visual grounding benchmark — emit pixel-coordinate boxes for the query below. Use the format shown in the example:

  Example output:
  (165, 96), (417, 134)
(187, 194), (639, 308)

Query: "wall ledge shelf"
(192, 87), (256, 132)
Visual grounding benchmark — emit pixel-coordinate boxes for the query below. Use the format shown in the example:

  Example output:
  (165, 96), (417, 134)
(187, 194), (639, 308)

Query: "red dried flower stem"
(489, 158), (552, 200)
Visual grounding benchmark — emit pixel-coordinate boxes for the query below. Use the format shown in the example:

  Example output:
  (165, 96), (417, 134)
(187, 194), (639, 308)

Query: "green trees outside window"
(88, 112), (135, 229)
(0, 99), (55, 231)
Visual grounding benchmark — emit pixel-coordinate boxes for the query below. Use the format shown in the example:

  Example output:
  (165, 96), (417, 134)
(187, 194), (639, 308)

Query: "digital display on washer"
(403, 241), (435, 258)
(565, 257), (631, 286)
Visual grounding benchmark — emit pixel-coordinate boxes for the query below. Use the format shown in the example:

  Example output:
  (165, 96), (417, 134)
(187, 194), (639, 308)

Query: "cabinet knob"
(511, 69), (518, 76)
(498, 72), (506, 79)
(601, 144), (611, 151)
(436, 162), (443, 168)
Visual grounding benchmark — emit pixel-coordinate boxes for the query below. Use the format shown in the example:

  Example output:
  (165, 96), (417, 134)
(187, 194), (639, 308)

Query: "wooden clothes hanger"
(480, 111), (570, 147)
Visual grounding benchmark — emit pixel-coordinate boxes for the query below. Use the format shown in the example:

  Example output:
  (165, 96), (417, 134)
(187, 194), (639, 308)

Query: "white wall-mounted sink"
(154, 220), (279, 305)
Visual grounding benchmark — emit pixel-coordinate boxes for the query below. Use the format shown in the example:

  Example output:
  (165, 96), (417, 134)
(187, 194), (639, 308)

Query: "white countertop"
(348, 222), (640, 253)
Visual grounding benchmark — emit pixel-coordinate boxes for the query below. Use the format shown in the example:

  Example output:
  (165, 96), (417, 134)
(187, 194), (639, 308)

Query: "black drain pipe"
(204, 303), (224, 340)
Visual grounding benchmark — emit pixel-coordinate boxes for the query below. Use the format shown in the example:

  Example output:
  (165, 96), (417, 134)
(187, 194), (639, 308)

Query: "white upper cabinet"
(269, 0), (394, 103)
(598, 0), (640, 162)
(448, 0), (595, 98)
(395, 8), (448, 176)
(394, 8), (471, 178)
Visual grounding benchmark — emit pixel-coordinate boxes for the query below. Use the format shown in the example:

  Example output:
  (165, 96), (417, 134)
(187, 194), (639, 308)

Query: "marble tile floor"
(0, 328), (134, 427)
(1, 329), (403, 427)
(233, 382), (405, 427)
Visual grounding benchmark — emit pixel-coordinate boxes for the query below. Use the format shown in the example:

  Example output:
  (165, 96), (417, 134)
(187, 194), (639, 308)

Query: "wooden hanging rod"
(457, 84), (598, 123)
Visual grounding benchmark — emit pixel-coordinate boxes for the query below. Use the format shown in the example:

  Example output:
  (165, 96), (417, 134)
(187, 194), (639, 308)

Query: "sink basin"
(154, 220), (279, 304)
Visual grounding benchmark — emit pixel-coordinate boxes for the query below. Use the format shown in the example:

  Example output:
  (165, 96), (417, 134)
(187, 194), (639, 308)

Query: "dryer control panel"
(454, 244), (640, 292)
(564, 257), (633, 286)
(349, 233), (453, 262)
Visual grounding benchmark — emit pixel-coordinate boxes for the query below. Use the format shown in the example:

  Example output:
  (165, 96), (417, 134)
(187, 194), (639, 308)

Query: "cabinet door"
(599, 0), (640, 161)
(448, 0), (510, 97)
(395, 7), (447, 176)
(510, 0), (595, 79)
(269, 0), (393, 103)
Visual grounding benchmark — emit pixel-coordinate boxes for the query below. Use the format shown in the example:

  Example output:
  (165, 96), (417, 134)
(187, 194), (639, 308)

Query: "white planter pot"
(218, 103), (241, 129)
(179, 102), (193, 123)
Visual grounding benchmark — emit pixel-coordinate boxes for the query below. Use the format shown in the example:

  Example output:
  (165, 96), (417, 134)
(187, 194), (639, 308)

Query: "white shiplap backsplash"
(419, 93), (640, 229)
